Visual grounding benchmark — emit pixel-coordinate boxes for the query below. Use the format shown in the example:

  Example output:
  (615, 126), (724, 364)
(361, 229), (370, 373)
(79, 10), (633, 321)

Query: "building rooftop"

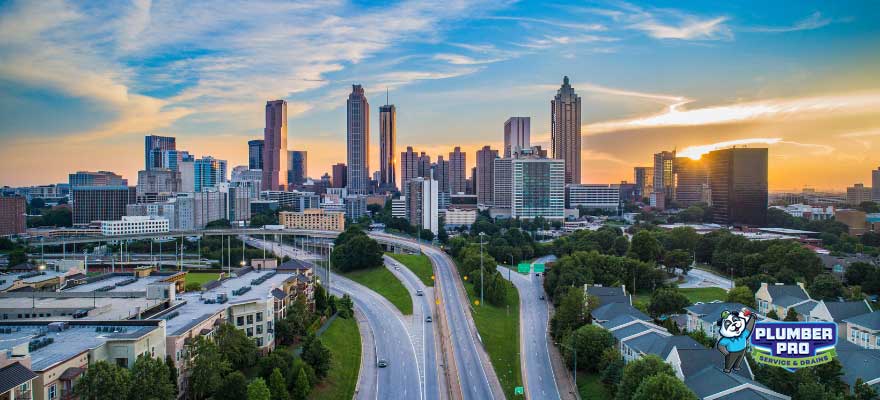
(0, 362), (37, 394)
(591, 302), (650, 322)
(685, 302), (754, 324)
(765, 284), (810, 307)
(0, 295), (165, 321)
(843, 310), (880, 330)
(836, 341), (880, 389)
(821, 300), (873, 323)
(63, 274), (165, 293)
(0, 270), (69, 292)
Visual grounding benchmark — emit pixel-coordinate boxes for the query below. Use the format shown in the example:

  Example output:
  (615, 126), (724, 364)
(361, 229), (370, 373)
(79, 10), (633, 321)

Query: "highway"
(370, 233), (501, 400)
(497, 255), (560, 400)
(248, 238), (424, 400)
(675, 266), (733, 290)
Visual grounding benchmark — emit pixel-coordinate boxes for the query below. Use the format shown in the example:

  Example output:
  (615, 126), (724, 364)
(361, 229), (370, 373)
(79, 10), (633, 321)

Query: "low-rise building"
(566, 184), (620, 211)
(279, 209), (345, 232)
(0, 362), (37, 400)
(0, 196), (27, 236)
(755, 282), (811, 317)
(808, 300), (873, 338)
(444, 208), (477, 227)
(684, 301), (754, 339)
(843, 310), (880, 350)
(770, 204), (835, 220)
(836, 209), (870, 236)
(100, 216), (170, 236)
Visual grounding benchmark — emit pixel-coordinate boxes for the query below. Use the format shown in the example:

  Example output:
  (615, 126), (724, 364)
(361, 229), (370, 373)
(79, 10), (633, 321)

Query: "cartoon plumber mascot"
(715, 307), (756, 373)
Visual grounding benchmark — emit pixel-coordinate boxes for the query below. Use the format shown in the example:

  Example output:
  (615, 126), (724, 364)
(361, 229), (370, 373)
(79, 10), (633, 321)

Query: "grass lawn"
(185, 272), (219, 286)
(308, 316), (361, 400)
(387, 253), (434, 286)
(342, 267), (413, 315)
(577, 371), (612, 400)
(679, 287), (728, 303)
(463, 281), (522, 399)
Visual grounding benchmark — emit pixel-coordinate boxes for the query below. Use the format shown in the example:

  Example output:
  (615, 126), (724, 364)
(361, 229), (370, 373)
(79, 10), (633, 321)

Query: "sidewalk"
(547, 307), (580, 400)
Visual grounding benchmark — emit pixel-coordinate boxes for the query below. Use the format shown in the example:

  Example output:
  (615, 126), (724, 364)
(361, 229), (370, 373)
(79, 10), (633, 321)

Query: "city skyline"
(1, 1), (879, 190)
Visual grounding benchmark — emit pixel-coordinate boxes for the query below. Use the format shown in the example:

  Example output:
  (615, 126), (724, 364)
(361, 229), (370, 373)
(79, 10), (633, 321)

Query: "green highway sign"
(534, 263), (546, 273)
(517, 263), (530, 273)
(514, 386), (524, 395)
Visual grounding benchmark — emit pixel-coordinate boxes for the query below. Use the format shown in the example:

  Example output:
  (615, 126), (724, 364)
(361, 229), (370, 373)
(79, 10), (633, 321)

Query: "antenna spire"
(386, 87), (389, 105)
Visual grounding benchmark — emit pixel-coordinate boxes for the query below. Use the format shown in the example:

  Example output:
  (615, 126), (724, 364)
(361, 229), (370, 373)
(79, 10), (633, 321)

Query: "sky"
(1, 0), (879, 191)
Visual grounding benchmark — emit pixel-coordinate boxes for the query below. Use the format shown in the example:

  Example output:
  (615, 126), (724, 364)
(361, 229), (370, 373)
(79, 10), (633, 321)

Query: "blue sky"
(1, 0), (879, 189)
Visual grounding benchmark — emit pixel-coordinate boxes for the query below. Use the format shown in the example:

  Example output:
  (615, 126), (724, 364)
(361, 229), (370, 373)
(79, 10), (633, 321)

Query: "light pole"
(479, 232), (485, 307)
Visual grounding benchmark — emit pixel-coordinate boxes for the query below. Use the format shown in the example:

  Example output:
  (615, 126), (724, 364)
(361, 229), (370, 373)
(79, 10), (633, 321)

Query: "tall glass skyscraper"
(379, 102), (396, 192)
(347, 85), (370, 194)
(263, 100), (288, 190)
(145, 135), (176, 170)
(194, 156), (227, 192)
(248, 139), (264, 170)
(551, 76), (582, 184)
(287, 150), (307, 188)
(449, 147), (467, 195)
(504, 117), (531, 157)
(706, 147), (768, 226)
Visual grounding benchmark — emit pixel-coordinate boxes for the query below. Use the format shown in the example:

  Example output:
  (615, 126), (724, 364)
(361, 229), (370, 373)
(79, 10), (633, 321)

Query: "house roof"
(836, 341), (880, 388)
(585, 285), (630, 306)
(278, 259), (314, 272)
(0, 362), (37, 394)
(685, 365), (787, 400)
(621, 331), (670, 355)
(821, 300), (872, 323)
(766, 284), (810, 307)
(271, 288), (287, 300)
(685, 302), (753, 324)
(843, 310), (880, 331)
(592, 302), (650, 322)
(611, 322), (654, 341)
(600, 314), (645, 330)
(791, 300), (819, 317)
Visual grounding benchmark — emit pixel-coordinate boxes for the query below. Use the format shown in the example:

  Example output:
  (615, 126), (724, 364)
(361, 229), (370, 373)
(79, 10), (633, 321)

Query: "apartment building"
(279, 209), (345, 232)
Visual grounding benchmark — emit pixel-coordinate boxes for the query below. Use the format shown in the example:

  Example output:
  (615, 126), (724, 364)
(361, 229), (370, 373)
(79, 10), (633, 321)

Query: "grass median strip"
(386, 253), (434, 286)
(464, 281), (523, 399)
(308, 316), (361, 400)
(342, 267), (413, 315)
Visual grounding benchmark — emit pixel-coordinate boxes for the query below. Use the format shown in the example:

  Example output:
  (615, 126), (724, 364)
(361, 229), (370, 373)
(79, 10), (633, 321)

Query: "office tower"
(332, 163), (347, 188)
(653, 150), (676, 202)
(449, 147), (467, 194)
(706, 148), (768, 226)
(68, 171), (127, 188)
(874, 167), (880, 201)
(288, 150), (307, 188)
(144, 135), (176, 170)
(469, 167), (477, 195)
(263, 100), (288, 191)
(847, 184), (873, 205)
(194, 156), (227, 192)
(0, 196), (26, 236)
(493, 158), (513, 209)
(379, 102), (397, 191)
(433, 156), (449, 194)
(347, 85), (370, 194)
(401, 147), (419, 188)
(179, 159), (195, 192)
(406, 177), (439, 234)
(160, 149), (191, 171)
(248, 139), (264, 170)
(418, 152), (432, 179)
(72, 186), (137, 225)
(551, 76), (582, 184)
(476, 146), (498, 205)
(633, 167), (654, 199)
(136, 169), (181, 202)
(674, 157), (709, 207)
(512, 155), (565, 219)
(504, 117), (531, 157)
(230, 166), (263, 197)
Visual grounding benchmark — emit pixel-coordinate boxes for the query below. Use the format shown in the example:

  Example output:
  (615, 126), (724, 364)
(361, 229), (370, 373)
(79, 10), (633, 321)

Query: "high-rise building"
(873, 167), (880, 201)
(476, 146), (498, 205)
(633, 167), (654, 200)
(674, 157), (709, 207)
(493, 158), (513, 209)
(653, 150), (676, 202)
(433, 156), (449, 194)
(136, 169), (181, 201)
(332, 163), (347, 188)
(512, 154), (565, 219)
(401, 147), (419, 189)
(504, 117), (531, 157)
(379, 102), (397, 192)
(449, 147), (467, 194)
(194, 156), (227, 192)
(72, 186), (137, 225)
(551, 76), (581, 184)
(288, 150), (307, 188)
(706, 147), (768, 226)
(159, 149), (192, 172)
(0, 196), (26, 236)
(847, 184), (873, 205)
(68, 171), (127, 188)
(144, 135), (176, 170)
(418, 152), (432, 179)
(469, 167), (477, 195)
(248, 139), (264, 170)
(347, 85), (370, 194)
(263, 100), (288, 191)
(406, 177), (439, 234)
(566, 184), (620, 211)
(179, 159), (195, 193)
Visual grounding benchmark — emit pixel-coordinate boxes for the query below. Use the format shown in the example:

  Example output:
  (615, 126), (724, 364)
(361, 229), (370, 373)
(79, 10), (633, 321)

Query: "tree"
(809, 274), (845, 300)
(647, 288), (690, 318)
(74, 361), (131, 400)
(205, 219), (232, 228)
(301, 334), (331, 379)
(565, 324), (615, 373)
(247, 378), (271, 400)
(852, 378), (878, 400)
(268, 368), (290, 400)
(331, 235), (383, 272)
(186, 336), (230, 400)
(129, 355), (175, 400)
(215, 323), (258, 371)
(663, 249), (693, 275)
(7, 249), (27, 266)
(766, 309), (780, 320)
(726, 286), (756, 308)
(291, 367), (311, 400)
(314, 284), (328, 314)
(628, 231), (662, 263)
(857, 201), (880, 214)
(216, 371), (249, 400)
(615, 355), (676, 400)
(632, 373), (697, 400)
(338, 294), (354, 318)
(185, 282), (202, 292)
(549, 288), (587, 340)
(250, 212), (277, 228)
(784, 307), (800, 321)
(165, 355), (178, 394)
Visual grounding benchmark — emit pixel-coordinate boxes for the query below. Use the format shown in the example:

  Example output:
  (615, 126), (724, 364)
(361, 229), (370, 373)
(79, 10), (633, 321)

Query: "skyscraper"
(653, 150), (676, 202)
(476, 145), (498, 205)
(145, 135), (176, 170)
(449, 146), (467, 194)
(493, 158), (513, 209)
(706, 147), (768, 226)
(418, 152), (432, 179)
(288, 150), (307, 188)
(873, 167), (880, 201)
(248, 139), (264, 170)
(674, 157), (709, 207)
(504, 117), (531, 157)
(263, 100), (288, 191)
(379, 102), (397, 192)
(633, 167), (654, 199)
(347, 85), (370, 194)
(194, 156), (227, 192)
(406, 177), (439, 234)
(72, 186), (137, 225)
(332, 163), (347, 188)
(69, 171), (127, 188)
(511, 155), (565, 219)
(401, 147), (419, 188)
(433, 156), (449, 194)
(551, 76), (582, 184)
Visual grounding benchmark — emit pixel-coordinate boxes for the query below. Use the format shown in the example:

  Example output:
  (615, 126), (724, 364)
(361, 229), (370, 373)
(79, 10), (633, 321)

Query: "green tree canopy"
(628, 231), (662, 263)
(186, 336), (230, 400)
(615, 355), (676, 400)
(726, 286), (756, 308)
(129, 355), (175, 400)
(268, 368), (290, 400)
(216, 371), (249, 400)
(632, 373), (697, 400)
(809, 274), (845, 300)
(215, 323), (258, 370)
(647, 288), (690, 318)
(247, 378), (271, 400)
(301, 334), (332, 379)
(74, 361), (131, 400)
(565, 324), (615, 373)
(331, 234), (383, 272)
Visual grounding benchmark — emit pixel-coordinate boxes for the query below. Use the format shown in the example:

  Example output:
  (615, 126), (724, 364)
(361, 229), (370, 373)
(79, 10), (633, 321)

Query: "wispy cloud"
(743, 12), (832, 33)
(578, 2), (732, 41)
(632, 16), (732, 40)
(484, 16), (605, 31)
(433, 53), (505, 65)
(678, 138), (833, 160)
(838, 128), (880, 138)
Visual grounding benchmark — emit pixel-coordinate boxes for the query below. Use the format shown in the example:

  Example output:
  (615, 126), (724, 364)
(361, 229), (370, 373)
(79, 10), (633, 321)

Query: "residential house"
(590, 303), (650, 325)
(755, 282), (811, 317)
(0, 362), (37, 400)
(684, 302), (754, 339)
(808, 300), (873, 338)
(843, 310), (880, 350)
(584, 284), (631, 309)
(835, 341), (880, 392)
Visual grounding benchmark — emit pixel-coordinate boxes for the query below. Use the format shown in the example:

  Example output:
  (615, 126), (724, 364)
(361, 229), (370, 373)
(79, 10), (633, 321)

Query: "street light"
(479, 232), (485, 307)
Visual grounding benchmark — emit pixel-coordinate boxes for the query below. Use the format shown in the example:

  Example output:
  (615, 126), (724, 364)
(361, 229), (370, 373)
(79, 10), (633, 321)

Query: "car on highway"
(377, 359), (388, 368)
(416, 289), (424, 296)
(539, 295), (545, 300)
(425, 315), (432, 322)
